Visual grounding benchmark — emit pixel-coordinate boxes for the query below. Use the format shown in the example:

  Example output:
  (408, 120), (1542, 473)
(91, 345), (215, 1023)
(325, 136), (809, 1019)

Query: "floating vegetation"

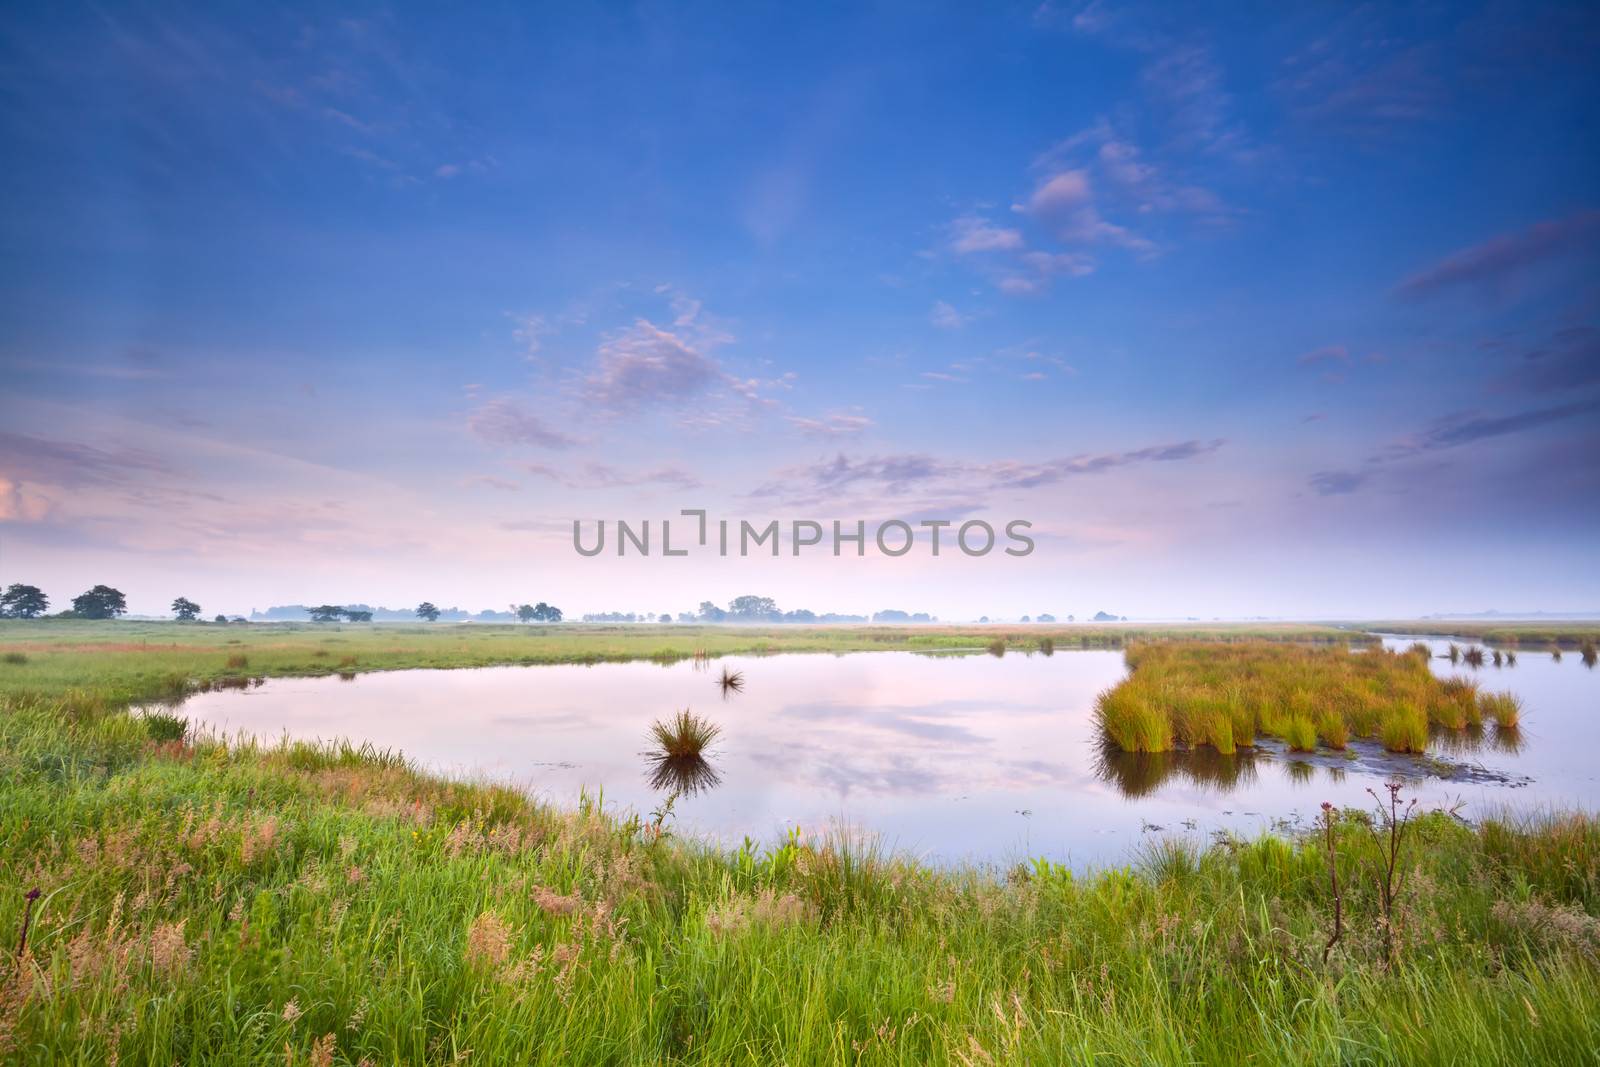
(1095, 642), (1521, 756)
(717, 666), (745, 698)
(644, 709), (722, 796)
(648, 709), (720, 760)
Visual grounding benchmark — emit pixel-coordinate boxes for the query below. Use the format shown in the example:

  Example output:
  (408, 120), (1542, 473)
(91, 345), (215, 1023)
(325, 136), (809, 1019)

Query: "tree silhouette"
(342, 609), (373, 623)
(0, 584), (48, 619)
(309, 605), (344, 623)
(516, 604), (536, 623)
(415, 602), (441, 622)
(171, 597), (201, 621)
(72, 585), (127, 619)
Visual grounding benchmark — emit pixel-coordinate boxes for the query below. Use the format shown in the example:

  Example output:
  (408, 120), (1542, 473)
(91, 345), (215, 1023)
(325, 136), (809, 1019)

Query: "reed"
(1097, 642), (1520, 754)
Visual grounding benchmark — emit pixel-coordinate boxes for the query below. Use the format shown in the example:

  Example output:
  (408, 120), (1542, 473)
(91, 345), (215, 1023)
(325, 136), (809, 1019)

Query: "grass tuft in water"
(1479, 691), (1522, 728)
(649, 708), (721, 759)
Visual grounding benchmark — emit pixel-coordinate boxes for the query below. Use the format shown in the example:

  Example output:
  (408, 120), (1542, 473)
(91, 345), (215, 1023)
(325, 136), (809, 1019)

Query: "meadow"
(1, 620), (1597, 1064)
(1094, 642), (1523, 755)
(0, 618), (1365, 708)
(1350, 621), (1600, 647)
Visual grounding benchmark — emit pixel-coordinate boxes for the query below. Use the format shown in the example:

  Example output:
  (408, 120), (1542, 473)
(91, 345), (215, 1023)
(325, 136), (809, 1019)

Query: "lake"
(160, 635), (1598, 867)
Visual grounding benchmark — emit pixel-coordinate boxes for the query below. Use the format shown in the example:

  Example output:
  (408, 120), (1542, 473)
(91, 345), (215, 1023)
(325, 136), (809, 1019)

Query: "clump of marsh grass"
(1491, 649), (1503, 667)
(142, 712), (188, 744)
(645, 709), (723, 796)
(987, 639), (1006, 657)
(1505, 649), (1517, 666)
(1549, 644), (1562, 662)
(652, 710), (723, 758)
(717, 666), (744, 698)
(1316, 711), (1348, 749)
(1446, 643), (1461, 664)
(1479, 691), (1522, 728)
(1284, 717), (1317, 752)
(1093, 687), (1172, 753)
(2, 652), (27, 666)
(1462, 647), (1485, 668)
(1581, 639), (1598, 668)
(225, 653), (249, 669)
(1379, 704), (1429, 753)
(1038, 636), (1055, 656)
(1100, 642), (1514, 757)
(1407, 642), (1432, 660)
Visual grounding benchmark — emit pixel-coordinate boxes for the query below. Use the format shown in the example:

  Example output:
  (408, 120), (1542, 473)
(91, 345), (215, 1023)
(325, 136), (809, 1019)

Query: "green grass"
(0, 618), (1370, 709)
(1096, 642), (1519, 754)
(1, 691), (1598, 1063)
(1, 623), (1596, 1062)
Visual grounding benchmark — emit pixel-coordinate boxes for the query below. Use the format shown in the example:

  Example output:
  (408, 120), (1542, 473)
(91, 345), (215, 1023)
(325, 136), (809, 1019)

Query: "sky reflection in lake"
(169, 639), (1598, 867)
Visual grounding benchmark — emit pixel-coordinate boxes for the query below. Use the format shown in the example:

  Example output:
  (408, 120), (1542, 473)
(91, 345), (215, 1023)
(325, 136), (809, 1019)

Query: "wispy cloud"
(929, 301), (969, 330)
(1388, 399), (1600, 456)
(786, 411), (874, 439)
(0, 430), (171, 488)
(948, 215), (1024, 254)
(751, 438), (1226, 502)
(467, 399), (578, 449)
(1394, 211), (1600, 301)
(1298, 344), (1349, 366)
(1308, 469), (1368, 496)
(584, 319), (725, 408)
(525, 462), (701, 490)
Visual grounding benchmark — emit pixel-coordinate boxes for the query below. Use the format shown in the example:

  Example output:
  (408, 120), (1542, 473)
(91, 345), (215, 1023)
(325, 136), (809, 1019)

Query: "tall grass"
(1096, 642), (1520, 755)
(0, 690), (1597, 1063)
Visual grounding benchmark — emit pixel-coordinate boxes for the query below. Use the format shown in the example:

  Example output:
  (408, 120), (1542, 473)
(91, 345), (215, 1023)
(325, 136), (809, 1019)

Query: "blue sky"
(1, 1), (1597, 619)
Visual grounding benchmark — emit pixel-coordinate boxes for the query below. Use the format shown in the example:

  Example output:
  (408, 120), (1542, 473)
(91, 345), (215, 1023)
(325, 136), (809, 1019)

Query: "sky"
(1, 1), (1597, 621)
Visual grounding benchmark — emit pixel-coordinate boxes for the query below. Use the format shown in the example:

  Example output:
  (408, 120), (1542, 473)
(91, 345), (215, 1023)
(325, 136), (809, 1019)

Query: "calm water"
(162, 636), (1599, 867)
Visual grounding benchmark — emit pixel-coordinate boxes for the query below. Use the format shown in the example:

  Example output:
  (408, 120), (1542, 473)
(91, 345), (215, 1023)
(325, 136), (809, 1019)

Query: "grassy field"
(1351, 621), (1600, 647)
(1095, 642), (1521, 755)
(0, 618), (1366, 707)
(2, 621), (1597, 1063)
